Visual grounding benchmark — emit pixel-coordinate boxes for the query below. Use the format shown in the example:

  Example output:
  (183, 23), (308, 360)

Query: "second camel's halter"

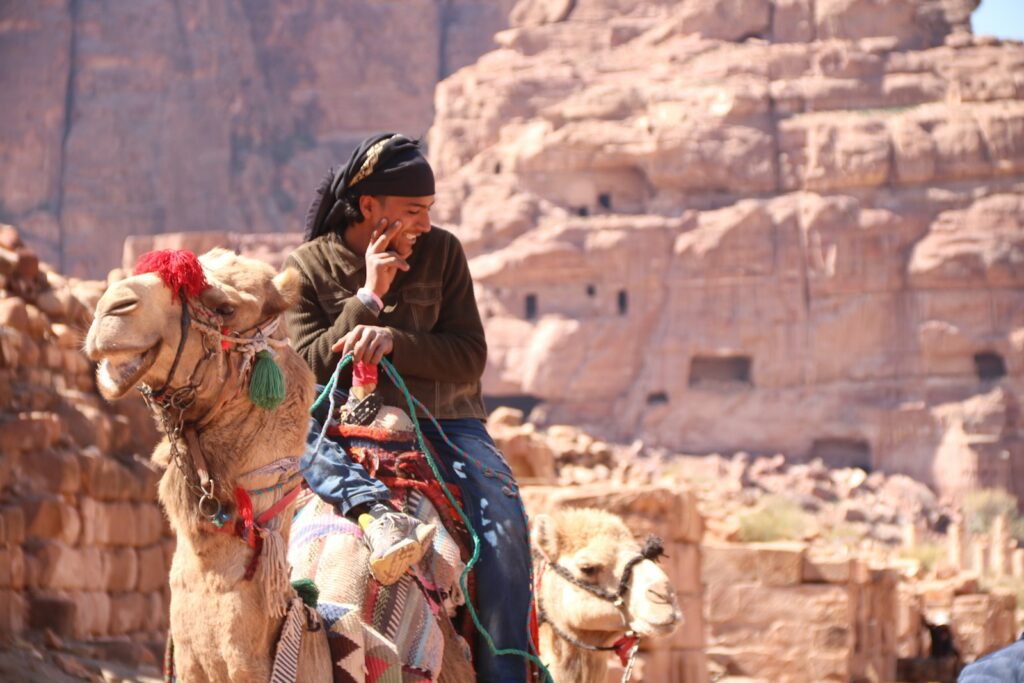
(534, 535), (666, 683)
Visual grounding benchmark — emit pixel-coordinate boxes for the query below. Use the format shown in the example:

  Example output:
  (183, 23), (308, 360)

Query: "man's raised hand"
(364, 218), (409, 298)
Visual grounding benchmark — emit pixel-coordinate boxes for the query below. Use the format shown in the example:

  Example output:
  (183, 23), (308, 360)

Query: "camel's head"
(85, 248), (300, 402)
(533, 508), (681, 641)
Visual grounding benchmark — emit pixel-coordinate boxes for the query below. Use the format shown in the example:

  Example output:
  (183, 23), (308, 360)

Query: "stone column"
(992, 514), (1008, 578)
(947, 522), (963, 571)
(902, 522), (917, 549)
(972, 539), (988, 577)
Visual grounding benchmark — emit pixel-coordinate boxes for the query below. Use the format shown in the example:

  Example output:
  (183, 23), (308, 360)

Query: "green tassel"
(249, 350), (286, 410)
(291, 578), (319, 608)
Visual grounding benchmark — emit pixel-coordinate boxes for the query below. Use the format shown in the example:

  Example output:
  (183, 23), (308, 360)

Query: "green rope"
(309, 355), (553, 682)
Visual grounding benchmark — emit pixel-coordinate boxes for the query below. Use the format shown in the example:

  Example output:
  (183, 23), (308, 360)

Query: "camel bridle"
(139, 286), (286, 526)
(534, 535), (665, 682)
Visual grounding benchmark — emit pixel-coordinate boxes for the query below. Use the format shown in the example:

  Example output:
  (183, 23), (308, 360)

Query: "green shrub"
(963, 488), (1020, 536)
(899, 542), (945, 574)
(737, 496), (813, 543)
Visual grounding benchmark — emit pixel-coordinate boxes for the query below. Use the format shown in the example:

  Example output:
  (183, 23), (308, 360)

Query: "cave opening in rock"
(974, 351), (1007, 381)
(586, 284), (596, 297)
(688, 355), (752, 387)
(598, 192), (612, 209)
(575, 206), (589, 217)
(493, 161), (502, 174)
(646, 391), (669, 405)
(525, 293), (538, 320)
(810, 438), (872, 471)
(617, 289), (628, 315)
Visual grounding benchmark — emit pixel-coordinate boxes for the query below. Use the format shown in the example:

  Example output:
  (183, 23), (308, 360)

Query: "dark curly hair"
(304, 166), (383, 241)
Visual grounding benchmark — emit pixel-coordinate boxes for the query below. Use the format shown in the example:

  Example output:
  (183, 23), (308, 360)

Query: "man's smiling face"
(367, 195), (435, 259)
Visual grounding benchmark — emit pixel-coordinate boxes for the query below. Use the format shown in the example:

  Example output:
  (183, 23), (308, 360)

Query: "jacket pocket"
(401, 283), (442, 330)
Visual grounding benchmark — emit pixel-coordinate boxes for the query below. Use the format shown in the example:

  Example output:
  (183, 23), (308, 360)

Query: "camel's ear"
(531, 514), (559, 559)
(263, 268), (301, 318)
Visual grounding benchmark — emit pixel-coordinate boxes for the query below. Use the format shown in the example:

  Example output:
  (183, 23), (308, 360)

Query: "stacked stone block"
(0, 224), (167, 651)
(702, 542), (898, 683)
(914, 574), (1018, 662)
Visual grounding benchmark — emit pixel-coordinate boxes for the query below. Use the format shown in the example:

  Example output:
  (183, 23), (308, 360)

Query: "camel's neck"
(540, 625), (613, 683)
(158, 387), (310, 540)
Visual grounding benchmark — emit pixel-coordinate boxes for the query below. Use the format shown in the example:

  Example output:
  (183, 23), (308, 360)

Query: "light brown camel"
(85, 248), (330, 682)
(531, 508), (682, 683)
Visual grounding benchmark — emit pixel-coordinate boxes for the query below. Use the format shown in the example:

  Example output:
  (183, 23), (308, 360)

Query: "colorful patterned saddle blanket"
(289, 423), (474, 683)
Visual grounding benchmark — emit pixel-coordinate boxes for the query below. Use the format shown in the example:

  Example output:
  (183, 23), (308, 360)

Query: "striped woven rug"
(289, 490), (470, 683)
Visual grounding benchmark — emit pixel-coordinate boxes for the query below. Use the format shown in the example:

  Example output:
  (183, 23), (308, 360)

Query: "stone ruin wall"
(422, 0), (1024, 506)
(498, 412), (1020, 682)
(0, 226), (168, 662)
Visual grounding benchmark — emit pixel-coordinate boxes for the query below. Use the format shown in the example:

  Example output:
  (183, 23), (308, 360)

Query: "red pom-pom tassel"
(134, 249), (210, 302)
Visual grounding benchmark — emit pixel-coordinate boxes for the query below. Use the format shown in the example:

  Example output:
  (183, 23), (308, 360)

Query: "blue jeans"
(301, 387), (534, 682)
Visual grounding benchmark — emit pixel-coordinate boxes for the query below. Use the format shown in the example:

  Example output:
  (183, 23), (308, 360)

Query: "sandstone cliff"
(428, 0), (1024, 503)
(0, 0), (515, 278)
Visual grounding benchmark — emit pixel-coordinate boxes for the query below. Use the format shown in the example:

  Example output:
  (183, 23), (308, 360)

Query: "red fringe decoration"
(134, 249), (209, 302)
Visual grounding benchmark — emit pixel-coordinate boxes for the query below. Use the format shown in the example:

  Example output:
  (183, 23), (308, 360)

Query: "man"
(285, 133), (533, 682)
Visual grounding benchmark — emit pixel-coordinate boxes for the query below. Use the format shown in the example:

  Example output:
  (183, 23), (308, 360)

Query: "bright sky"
(972, 0), (1024, 42)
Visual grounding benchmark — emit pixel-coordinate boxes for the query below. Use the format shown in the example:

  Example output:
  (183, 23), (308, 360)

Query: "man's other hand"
(332, 325), (395, 365)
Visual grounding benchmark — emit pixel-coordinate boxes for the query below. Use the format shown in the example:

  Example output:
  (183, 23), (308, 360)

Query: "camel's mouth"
(630, 608), (682, 638)
(96, 344), (161, 399)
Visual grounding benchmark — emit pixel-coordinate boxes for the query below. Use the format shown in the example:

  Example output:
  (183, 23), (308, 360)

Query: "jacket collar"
(323, 231), (365, 277)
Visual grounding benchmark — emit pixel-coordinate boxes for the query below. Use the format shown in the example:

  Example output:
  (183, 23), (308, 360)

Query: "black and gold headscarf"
(304, 133), (435, 241)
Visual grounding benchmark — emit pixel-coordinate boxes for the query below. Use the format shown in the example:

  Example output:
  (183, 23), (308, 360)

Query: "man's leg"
(301, 384), (435, 584)
(418, 418), (533, 683)
(301, 384), (392, 515)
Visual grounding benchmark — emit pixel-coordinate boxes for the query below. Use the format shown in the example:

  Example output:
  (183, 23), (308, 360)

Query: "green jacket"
(283, 227), (488, 420)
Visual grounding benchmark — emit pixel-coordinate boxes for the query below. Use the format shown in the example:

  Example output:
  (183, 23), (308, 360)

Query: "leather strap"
(182, 426), (212, 490)
(256, 485), (302, 527)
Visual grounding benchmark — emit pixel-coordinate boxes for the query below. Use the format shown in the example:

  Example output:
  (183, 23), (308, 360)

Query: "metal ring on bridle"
(198, 492), (222, 519)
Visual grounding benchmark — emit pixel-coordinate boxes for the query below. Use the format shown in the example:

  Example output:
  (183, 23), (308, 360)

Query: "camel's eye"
(215, 304), (235, 317)
(578, 563), (600, 579)
(106, 298), (139, 316)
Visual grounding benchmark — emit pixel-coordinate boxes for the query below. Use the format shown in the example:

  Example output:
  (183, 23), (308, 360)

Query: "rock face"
(0, 0), (516, 278)
(428, 0), (1024, 502)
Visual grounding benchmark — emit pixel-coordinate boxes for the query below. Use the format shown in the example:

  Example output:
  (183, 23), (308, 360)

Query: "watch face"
(341, 392), (383, 426)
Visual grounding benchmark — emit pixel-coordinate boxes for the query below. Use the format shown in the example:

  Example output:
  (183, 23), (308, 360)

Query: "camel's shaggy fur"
(532, 508), (682, 683)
